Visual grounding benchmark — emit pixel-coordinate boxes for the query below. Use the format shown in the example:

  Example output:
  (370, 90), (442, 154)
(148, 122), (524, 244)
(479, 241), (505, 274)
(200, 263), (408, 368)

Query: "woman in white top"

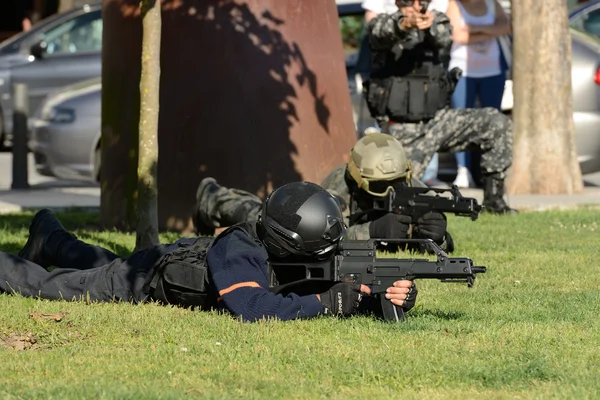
(446, 0), (511, 187)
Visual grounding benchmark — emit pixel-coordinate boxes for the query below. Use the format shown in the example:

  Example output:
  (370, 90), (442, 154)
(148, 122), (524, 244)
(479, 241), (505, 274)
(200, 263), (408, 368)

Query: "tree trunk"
(134, 0), (161, 251)
(58, 0), (75, 13)
(508, 0), (583, 194)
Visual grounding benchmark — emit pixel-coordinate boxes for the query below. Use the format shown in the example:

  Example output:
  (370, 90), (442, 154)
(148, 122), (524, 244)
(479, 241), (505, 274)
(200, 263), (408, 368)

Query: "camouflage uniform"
(193, 178), (263, 233)
(366, 10), (515, 213)
(388, 108), (512, 180)
(319, 165), (429, 240)
(193, 170), (375, 240)
(367, 10), (513, 180)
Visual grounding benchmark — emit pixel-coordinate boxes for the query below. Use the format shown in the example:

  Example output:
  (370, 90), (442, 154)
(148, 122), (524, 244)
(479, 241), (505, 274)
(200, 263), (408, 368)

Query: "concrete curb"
(0, 187), (598, 214)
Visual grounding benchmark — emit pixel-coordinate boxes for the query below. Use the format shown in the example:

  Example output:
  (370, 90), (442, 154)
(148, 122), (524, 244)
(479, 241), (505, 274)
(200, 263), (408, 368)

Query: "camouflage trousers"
(196, 183), (262, 229)
(388, 107), (513, 180)
(195, 173), (372, 240)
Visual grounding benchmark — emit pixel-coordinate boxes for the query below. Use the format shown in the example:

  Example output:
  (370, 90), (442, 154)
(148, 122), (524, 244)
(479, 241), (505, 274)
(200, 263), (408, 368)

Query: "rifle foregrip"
(380, 297), (407, 323)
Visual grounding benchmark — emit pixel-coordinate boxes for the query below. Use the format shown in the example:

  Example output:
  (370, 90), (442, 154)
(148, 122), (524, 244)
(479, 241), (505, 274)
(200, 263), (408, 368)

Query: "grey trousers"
(0, 238), (164, 303)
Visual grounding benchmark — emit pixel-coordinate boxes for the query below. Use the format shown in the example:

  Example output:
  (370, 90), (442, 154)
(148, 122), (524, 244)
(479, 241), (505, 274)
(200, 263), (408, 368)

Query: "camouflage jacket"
(367, 10), (453, 76)
(320, 165), (443, 240)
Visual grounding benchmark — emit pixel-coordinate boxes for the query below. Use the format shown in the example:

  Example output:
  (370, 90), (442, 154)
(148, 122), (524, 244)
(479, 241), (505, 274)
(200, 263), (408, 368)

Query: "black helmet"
(259, 182), (346, 259)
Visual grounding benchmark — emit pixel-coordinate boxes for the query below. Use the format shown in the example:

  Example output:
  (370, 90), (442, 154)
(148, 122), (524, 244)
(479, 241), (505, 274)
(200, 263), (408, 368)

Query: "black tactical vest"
(365, 39), (452, 123)
(145, 221), (260, 309)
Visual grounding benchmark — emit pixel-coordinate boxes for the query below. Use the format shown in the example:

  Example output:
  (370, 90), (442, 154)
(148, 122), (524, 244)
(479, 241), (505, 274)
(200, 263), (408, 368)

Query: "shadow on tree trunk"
(101, 0), (355, 232)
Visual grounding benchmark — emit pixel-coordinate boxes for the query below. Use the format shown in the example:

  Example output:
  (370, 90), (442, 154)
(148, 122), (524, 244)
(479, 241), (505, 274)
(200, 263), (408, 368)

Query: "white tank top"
(448, 0), (501, 78)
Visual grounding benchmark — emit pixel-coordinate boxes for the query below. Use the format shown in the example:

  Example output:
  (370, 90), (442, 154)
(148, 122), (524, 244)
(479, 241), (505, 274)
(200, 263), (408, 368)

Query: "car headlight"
(45, 107), (76, 123)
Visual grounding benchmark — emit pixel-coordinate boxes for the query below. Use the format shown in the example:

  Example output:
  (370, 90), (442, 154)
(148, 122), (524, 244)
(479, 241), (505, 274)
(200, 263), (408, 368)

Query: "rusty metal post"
(101, 0), (357, 230)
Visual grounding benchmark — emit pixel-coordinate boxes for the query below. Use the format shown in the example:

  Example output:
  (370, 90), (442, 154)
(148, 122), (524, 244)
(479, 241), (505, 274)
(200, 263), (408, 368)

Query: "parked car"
(31, 77), (101, 181)
(569, 0), (600, 36)
(0, 1), (102, 146)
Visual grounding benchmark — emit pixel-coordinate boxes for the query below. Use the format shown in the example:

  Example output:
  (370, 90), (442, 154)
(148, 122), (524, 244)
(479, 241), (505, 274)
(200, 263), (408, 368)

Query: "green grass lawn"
(0, 209), (599, 400)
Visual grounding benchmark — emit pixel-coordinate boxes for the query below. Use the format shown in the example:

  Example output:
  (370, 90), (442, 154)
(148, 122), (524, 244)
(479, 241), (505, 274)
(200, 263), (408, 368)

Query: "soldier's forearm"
(426, 12), (453, 49)
(367, 12), (412, 50)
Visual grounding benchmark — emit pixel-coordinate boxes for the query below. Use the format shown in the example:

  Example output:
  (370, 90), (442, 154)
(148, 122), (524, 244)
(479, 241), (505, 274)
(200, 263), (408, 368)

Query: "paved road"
(0, 151), (599, 213)
(3, 151), (599, 188)
(0, 151), (100, 212)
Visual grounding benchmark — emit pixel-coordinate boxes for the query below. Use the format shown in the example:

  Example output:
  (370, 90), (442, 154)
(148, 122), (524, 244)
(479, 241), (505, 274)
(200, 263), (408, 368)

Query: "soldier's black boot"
(482, 175), (519, 215)
(18, 209), (77, 268)
(193, 177), (220, 236)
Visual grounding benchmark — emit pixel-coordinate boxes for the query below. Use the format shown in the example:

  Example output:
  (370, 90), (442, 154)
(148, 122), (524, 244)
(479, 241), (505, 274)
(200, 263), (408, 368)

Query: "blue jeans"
(422, 152), (439, 182)
(452, 73), (506, 110)
(452, 73), (506, 169)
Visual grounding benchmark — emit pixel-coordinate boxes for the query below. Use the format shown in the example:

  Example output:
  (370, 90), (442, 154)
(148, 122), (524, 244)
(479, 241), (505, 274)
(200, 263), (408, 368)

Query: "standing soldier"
(364, 0), (516, 214)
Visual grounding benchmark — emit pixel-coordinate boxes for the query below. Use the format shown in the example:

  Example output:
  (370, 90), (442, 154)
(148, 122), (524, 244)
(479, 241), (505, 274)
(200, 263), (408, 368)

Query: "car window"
(42, 10), (102, 55)
(339, 13), (365, 68)
(571, 7), (600, 37)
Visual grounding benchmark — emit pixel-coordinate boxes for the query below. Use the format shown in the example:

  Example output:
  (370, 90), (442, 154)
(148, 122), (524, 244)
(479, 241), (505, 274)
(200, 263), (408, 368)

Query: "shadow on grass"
(410, 309), (466, 321)
(0, 210), (102, 233)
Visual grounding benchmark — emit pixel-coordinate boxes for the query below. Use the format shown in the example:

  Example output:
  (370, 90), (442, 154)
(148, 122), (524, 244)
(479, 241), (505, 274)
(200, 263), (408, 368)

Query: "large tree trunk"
(58, 0), (75, 13)
(134, 0), (161, 251)
(508, 0), (583, 194)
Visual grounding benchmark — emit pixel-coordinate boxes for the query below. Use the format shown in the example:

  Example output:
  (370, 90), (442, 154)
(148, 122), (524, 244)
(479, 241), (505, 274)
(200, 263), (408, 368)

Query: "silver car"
(31, 77), (101, 181)
(0, 1), (102, 146)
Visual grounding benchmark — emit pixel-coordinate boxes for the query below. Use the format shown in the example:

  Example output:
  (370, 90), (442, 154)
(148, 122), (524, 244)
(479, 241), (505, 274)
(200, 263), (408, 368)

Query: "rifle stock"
(270, 238), (486, 322)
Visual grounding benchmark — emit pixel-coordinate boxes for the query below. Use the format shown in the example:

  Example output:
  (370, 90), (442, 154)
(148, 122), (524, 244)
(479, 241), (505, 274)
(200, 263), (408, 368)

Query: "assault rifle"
(349, 185), (482, 225)
(269, 238), (486, 322)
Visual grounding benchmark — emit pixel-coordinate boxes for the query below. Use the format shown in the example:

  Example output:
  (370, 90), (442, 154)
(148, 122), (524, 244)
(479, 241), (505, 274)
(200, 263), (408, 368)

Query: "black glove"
(415, 212), (447, 243)
(319, 283), (363, 316)
(369, 213), (411, 239)
(402, 281), (418, 312)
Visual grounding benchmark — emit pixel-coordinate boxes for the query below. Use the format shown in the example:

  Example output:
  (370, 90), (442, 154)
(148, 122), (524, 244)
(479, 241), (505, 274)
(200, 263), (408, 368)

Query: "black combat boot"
(482, 174), (519, 215)
(18, 209), (76, 268)
(193, 177), (220, 236)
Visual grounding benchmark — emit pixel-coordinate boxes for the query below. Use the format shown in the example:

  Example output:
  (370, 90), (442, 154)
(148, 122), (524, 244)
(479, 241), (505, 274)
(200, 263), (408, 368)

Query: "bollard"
(11, 83), (29, 190)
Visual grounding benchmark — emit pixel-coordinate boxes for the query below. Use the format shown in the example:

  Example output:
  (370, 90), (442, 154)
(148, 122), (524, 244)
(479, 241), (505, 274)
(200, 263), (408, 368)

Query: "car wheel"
(94, 146), (101, 182)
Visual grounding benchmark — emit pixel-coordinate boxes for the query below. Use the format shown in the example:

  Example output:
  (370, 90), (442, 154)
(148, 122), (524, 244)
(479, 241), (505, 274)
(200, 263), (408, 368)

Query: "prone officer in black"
(0, 183), (416, 322)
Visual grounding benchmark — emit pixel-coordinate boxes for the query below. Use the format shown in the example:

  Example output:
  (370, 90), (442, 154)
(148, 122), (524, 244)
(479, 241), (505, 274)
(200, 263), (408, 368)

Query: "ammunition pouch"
(146, 237), (216, 310)
(363, 78), (391, 121)
(365, 65), (452, 123)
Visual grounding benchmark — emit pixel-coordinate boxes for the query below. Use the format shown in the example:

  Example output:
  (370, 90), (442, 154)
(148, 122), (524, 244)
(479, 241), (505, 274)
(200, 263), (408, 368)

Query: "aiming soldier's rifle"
(270, 238), (486, 322)
(349, 185), (483, 225)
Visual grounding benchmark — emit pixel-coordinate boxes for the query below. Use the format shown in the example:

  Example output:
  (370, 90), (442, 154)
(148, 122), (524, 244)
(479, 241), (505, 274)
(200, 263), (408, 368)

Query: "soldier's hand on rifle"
(415, 10), (434, 30)
(369, 213), (412, 239)
(386, 280), (418, 311)
(317, 283), (371, 317)
(415, 212), (447, 243)
(399, 10), (418, 30)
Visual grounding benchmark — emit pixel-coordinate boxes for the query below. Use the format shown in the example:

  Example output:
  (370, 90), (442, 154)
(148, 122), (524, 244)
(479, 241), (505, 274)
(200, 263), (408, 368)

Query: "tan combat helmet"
(346, 131), (412, 197)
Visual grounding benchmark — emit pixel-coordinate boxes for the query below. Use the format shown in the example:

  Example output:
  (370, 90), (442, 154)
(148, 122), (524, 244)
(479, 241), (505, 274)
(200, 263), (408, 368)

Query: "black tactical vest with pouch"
(365, 38), (454, 123)
(145, 222), (260, 309)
